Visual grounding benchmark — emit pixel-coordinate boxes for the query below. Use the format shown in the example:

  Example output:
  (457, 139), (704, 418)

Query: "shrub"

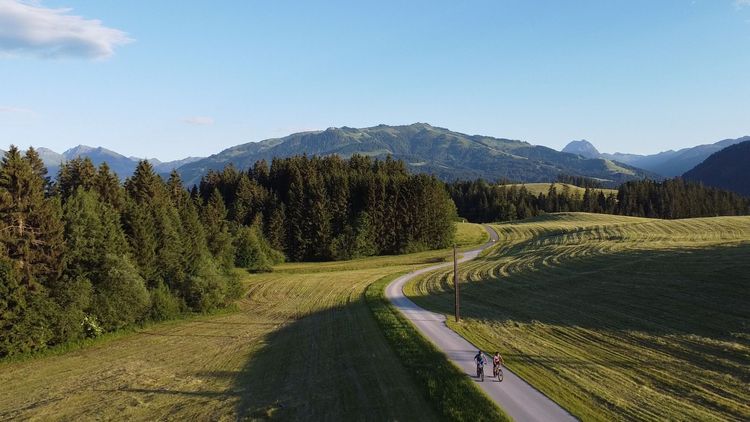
(92, 255), (150, 331)
(149, 282), (183, 321)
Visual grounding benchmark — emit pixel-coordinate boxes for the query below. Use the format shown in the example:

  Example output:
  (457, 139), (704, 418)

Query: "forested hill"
(683, 140), (750, 197)
(176, 123), (653, 186)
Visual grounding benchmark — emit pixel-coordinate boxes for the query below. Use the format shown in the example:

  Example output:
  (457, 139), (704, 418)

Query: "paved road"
(385, 226), (576, 422)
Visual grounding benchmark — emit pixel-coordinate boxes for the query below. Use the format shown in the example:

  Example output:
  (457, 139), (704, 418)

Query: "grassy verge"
(455, 222), (490, 246)
(366, 273), (509, 422)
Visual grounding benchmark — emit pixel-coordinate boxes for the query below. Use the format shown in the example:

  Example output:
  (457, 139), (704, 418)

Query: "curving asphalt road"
(385, 226), (576, 422)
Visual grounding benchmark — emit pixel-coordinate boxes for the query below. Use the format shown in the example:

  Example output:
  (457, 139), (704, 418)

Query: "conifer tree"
(94, 162), (124, 210)
(125, 160), (162, 204)
(122, 197), (159, 284)
(234, 225), (273, 272)
(0, 146), (66, 287)
(0, 256), (53, 357)
(166, 170), (188, 208)
(201, 189), (234, 269)
(57, 157), (97, 201)
(264, 201), (286, 252)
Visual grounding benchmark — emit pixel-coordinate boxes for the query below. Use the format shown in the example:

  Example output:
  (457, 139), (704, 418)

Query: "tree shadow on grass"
(93, 298), (434, 421)
(226, 300), (435, 421)
(432, 244), (749, 337)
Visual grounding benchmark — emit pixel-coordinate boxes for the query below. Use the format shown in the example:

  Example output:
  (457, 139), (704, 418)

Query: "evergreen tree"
(122, 197), (159, 285)
(0, 146), (66, 287)
(57, 157), (97, 202)
(125, 160), (162, 204)
(93, 162), (124, 210)
(0, 257), (54, 357)
(234, 225), (273, 272)
(201, 189), (235, 269)
(264, 201), (286, 252)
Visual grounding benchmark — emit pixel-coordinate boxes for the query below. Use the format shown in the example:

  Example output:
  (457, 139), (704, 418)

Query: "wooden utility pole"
(454, 244), (460, 322)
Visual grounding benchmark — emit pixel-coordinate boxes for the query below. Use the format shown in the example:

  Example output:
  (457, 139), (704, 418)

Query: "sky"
(1, 0), (749, 161)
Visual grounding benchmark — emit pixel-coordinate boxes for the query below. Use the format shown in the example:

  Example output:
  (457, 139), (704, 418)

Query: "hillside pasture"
(406, 213), (750, 421)
(501, 182), (618, 197)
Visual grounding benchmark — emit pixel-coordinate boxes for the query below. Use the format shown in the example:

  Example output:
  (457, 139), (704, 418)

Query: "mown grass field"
(502, 182), (618, 197)
(0, 223), (487, 421)
(406, 213), (750, 421)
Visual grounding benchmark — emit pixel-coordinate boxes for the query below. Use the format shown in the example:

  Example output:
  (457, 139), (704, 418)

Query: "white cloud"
(0, 106), (34, 114)
(182, 116), (215, 126)
(736, 0), (750, 9)
(0, 0), (132, 59)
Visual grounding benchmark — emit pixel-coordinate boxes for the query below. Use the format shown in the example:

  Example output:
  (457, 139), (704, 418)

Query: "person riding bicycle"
(474, 350), (487, 376)
(493, 352), (504, 374)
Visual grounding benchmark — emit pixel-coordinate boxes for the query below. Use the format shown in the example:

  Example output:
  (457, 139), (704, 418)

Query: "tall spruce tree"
(201, 189), (235, 269)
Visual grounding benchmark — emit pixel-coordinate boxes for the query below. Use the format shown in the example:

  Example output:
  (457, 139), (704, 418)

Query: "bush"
(224, 271), (244, 301)
(149, 282), (183, 321)
(48, 276), (93, 345)
(186, 274), (225, 312)
(92, 255), (150, 331)
(81, 315), (104, 338)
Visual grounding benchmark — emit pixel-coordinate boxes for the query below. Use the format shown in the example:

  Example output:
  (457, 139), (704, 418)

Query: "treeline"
(0, 147), (259, 357)
(450, 178), (750, 223)
(555, 174), (604, 189)
(616, 179), (750, 219)
(196, 155), (457, 261)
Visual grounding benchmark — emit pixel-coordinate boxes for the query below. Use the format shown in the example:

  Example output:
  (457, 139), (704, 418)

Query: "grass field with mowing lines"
(406, 213), (750, 421)
(0, 223), (489, 420)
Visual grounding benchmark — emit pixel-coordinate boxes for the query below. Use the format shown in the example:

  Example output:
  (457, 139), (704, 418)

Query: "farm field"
(405, 213), (750, 421)
(0, 224), (484, 420)
(501, 182), (618, 197)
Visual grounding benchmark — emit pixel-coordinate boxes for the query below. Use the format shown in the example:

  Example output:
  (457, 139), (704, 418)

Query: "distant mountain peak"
(562, 140), (600, 159)
(64, 144), (96, 154)
(63, 145), (119, 159)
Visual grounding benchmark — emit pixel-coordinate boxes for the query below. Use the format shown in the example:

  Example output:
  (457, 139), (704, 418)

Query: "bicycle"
(493, 364), (504, 382)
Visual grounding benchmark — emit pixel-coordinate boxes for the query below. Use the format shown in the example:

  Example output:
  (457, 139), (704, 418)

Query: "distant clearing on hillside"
(501, 183), (618, 197)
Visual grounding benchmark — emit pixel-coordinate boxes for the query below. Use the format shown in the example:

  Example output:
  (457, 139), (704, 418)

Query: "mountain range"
(5, 124), (746, 192)
(176, 123), (652, 186)
(562, 136), (750, 177)
(683, 140), (750, 197)
(12, 146), (203, 179)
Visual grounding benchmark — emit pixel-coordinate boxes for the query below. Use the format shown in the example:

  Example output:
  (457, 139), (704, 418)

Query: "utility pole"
(454, 244), (460, 322)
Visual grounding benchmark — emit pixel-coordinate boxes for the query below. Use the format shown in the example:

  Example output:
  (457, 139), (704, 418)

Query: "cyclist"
(493, 351), (504, 376)
(474, 350), (487, 378)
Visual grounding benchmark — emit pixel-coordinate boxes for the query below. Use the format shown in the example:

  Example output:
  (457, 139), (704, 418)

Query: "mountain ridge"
(9, 145), (204, 179)
(683, 140), (750, 196)
(175, 123), (653, 186)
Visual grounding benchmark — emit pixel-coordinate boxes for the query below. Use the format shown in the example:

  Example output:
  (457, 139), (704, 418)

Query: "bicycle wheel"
(497, 368), (503, 382)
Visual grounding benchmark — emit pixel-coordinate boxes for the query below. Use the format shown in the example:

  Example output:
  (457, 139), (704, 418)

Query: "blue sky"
(1, 0), (749, 160)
